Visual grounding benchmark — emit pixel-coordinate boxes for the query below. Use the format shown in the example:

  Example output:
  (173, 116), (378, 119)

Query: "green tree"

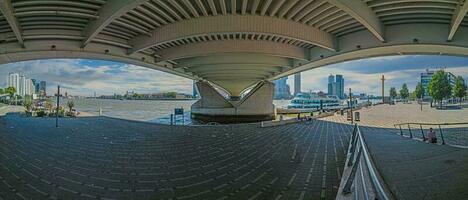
(453, 76), (467, 106)
(414, 82), (424, 100)
(389, 87), (398, 99)
(428, 70), (452, 108)
(5, 87), (16, 105)
(165, 92), (177, 98)
(45, 98), (53, 113)
(400, 83), (409, 101)
(23, 95), (33, 113)
(67, 100), (75, 112)
(0, 88), (4, 94)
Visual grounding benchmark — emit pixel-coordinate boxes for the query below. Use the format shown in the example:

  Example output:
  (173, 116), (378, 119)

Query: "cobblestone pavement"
(359, 126), (468, 200)
(322, 103), (468, 200)
(323, 103), (468, 147)
(0, 114), (352, 200)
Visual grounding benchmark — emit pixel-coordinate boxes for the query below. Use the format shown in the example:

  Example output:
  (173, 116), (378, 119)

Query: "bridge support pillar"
(191, 81), (275, 123)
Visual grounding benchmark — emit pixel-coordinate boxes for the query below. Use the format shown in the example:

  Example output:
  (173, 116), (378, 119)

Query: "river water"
(59, 98), (291, 124)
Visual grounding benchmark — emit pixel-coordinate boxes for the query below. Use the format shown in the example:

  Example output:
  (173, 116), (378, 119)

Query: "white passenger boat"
(287, 92), (343, 110)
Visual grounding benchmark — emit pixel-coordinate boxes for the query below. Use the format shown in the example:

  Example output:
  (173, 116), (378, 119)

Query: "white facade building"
(7, 73), (19, 95)
(6, 73), (36, 96)
(25, 79), (34, 96)
(19, 75), (26, 96)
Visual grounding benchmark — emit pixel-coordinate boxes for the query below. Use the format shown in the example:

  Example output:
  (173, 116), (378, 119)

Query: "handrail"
(336, 124), (394, 200)
(394, 122), (468, 126)
(393, 122), (468, 147)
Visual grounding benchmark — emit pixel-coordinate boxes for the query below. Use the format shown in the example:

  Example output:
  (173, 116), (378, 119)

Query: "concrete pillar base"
(191, 81), (275, 123)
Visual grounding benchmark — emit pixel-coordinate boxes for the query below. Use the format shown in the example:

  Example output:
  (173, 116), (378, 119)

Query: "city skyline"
(0, 55), (468, 96)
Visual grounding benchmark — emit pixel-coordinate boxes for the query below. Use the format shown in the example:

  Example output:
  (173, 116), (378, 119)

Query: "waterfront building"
(31, 79), (40, 93)
(336, 75), (345, 99)
(7, 73), (37, 96)
(39, 81), (46, 96)
(421, 69), (456, 100)
(273, 77), (291, 100)
(328, 74), (345, 99)
(294, 73), (301, 96)
(7, 73), (19, 94)
(328, 75), (334, 96)
(25, 79), (34, 96)
(19, 75), (26, 96)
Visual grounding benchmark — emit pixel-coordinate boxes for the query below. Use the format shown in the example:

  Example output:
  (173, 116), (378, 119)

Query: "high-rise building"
(273, 77), (291, 99)
(31, 79), (40, 93)
(335, 75), (344, 99)
(7, 74), (39, 97)
(7, 73), (19, 94)
(25, 79), (31, 95)
(39, 81), (47, 96)
(327, 74), (345, 99)
(294, 73), (301, 96)
(327, 75), (334, 95)
(19, 75), (26, 96)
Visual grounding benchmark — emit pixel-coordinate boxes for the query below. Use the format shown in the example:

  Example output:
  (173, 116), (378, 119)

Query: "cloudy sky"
(0, 55), (467, 96)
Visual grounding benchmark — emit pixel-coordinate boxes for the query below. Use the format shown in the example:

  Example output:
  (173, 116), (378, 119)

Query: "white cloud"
(288, 58), (468, 95)
(0, 59), (193, 96)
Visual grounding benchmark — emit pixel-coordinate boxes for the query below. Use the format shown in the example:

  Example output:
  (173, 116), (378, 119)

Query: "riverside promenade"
(0, 110), (351, 200)
(322, 103), (468, 200)
(323, 103), (468, 128)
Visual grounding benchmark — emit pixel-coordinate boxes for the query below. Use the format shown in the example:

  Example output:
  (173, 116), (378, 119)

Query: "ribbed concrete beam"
(155, 39), (310, 61)
(174, 54), (293, 68)
(326, 0), (385, 42)
(448, 0), (468, 41)
(81, 0), (148, 48)
(128, 15), (336, 54)
(0, 0), (24, 47)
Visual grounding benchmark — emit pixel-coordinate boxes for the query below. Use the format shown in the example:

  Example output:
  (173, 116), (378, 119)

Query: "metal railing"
(336, 124), (393, 200)
(393, 122), (468, 147)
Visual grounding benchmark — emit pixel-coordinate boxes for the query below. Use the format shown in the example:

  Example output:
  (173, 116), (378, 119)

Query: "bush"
(58, 107), (65, 117)
(37, 110), (46, 117)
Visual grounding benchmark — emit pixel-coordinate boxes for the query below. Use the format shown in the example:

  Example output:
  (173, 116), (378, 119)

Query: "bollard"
(170, 114), (174, 125)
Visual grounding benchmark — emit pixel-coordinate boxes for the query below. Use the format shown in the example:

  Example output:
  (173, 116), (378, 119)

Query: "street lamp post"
(349, 88), (353, 124)
(55, 85), (61, 128)
(420, 82), (423, 111)
(381, 75), (386, 104)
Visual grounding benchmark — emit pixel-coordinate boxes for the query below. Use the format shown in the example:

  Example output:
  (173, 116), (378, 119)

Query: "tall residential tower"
(327, 74), (345, 99)
(294, 73), (301, 96)
(273, 77), (291, 99)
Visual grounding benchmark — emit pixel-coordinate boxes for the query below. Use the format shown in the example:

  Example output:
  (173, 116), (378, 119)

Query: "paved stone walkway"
(359, 126), (468, 200)
(321, 103), (468, 200)
(323, 103), (468, 128)
(0, 114), (351, 200)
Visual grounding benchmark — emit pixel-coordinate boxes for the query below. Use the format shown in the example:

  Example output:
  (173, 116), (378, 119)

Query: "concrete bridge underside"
(2, 0), (468, 122)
